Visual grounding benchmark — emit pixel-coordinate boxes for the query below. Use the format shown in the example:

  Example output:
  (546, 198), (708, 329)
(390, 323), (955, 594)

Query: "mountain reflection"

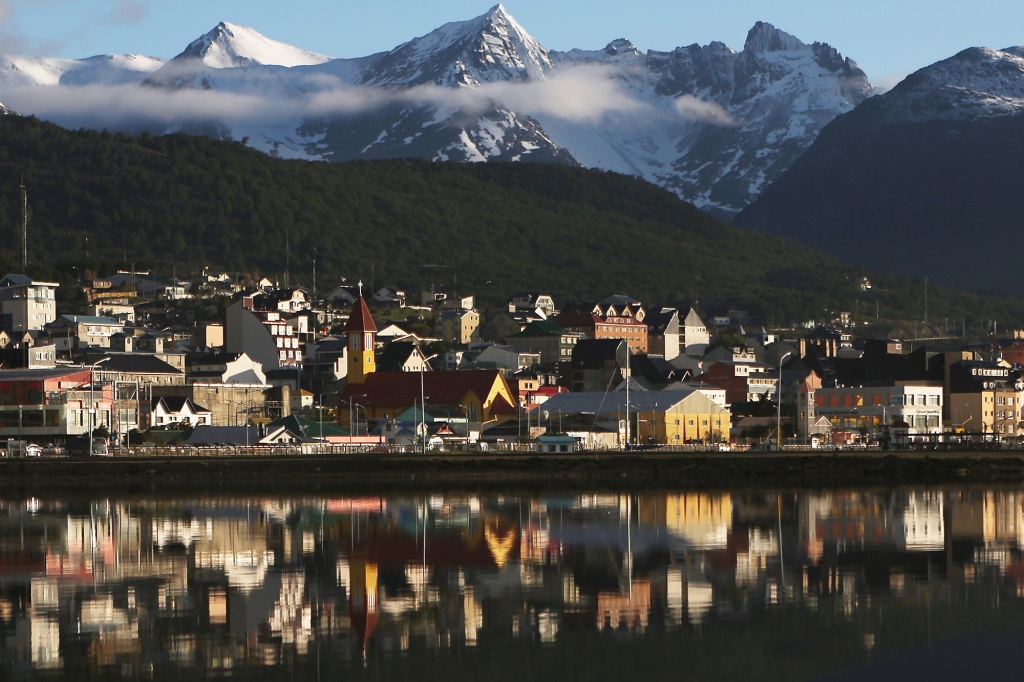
(3, 487), (1024, 679)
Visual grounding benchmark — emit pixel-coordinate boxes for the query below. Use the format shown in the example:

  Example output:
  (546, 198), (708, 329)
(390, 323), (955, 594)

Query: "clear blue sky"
(2, 0), (1023, 89)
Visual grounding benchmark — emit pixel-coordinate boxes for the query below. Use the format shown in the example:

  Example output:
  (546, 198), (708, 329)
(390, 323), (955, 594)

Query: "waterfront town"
(0, 269), (1016, 455)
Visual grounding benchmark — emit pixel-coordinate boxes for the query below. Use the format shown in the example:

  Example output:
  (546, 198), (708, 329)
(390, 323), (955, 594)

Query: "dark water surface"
(3, 484), (1024, 680)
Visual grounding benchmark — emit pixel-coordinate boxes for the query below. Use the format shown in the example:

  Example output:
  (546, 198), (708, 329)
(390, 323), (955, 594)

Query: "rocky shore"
(3, 450), (1024, 496)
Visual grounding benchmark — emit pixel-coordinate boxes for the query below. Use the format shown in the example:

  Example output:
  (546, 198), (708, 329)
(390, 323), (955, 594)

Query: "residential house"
(508, 292), (557, 318)
(377, 341), (432, 373)
(372, 285), (407, 306)
(437, 308), (481, 345)
(646, 307), (681, 361)
(150, 396), (213, 428)
(507, 320), (583, 368)
(188, 352), (267, 386)
(47, 315), (125, 352)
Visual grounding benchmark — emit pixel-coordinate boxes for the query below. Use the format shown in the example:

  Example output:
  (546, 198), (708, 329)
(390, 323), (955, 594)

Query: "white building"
(0, 274), (58, 333)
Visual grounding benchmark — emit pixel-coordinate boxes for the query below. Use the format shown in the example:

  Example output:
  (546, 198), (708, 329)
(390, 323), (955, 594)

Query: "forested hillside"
(1, 114), (1022, 328)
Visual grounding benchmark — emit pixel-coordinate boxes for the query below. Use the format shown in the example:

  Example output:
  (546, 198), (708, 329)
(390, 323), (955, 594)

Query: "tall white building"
(0, 274), (58, 333)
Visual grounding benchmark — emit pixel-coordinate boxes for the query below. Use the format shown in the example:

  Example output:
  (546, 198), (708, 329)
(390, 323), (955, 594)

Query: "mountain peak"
(743, 22), (805, 54)
(174, 21), (330, 68)
(362, 4), (552, 86)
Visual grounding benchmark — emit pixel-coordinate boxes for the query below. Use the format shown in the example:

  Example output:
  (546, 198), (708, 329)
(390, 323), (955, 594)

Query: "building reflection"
(3, 485), (1024, 677)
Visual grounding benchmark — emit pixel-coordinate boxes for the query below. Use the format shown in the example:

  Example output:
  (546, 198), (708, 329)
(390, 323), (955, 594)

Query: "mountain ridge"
(0, 7), (870, 218)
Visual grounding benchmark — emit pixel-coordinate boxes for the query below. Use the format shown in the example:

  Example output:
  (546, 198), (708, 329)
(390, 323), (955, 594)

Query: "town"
(0, 268), (1016, 456)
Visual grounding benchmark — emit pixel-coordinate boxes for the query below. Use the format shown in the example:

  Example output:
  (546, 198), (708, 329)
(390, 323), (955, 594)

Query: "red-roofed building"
(340, 369), (517, 428)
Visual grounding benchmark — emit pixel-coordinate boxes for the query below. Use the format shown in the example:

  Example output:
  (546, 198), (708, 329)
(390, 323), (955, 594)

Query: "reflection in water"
(2, 488), (1024, 679)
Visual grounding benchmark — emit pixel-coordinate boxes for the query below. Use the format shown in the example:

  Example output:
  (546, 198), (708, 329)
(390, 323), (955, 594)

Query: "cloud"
(107, 1), (147, 25)
(1, 62), (738, 132)
(672, 94), (737, 125)
(870, 74), (905, 95)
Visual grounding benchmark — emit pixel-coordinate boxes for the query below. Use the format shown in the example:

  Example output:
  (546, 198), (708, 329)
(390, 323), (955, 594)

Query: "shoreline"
(3, 450), (1024, 495)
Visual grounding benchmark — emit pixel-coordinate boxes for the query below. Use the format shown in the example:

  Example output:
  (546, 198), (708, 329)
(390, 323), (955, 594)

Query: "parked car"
(24, 443), (43, 457)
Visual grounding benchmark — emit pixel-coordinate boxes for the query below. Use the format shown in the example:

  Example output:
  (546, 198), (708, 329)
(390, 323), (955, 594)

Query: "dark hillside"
(1, 114), (1023, 326)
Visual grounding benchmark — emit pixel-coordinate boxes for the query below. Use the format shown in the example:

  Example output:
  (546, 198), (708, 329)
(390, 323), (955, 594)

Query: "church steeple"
(345, 281), (377, 384)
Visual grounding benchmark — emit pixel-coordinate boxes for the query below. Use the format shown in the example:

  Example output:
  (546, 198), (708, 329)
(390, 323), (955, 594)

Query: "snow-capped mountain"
(849, 46), (1024, 125)
(547, 21), (871, 217)
(0, 53), (163, 87)
(172, 22), (331, 69)
(735, 44), (1024, 292)
(0, 5), (871, 218)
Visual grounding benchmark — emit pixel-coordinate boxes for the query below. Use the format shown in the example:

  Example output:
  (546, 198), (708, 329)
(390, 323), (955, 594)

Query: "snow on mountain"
(734, 41), (1024, 293)
(0, 102), (15, 115)
(0, 8), (872, 217)
(857, 46), (1024, 124)
(0, 53), (162, 87)
(360, 4), (553, 87)
(171, 22), (331, 69)
(544, 21), (871, 217)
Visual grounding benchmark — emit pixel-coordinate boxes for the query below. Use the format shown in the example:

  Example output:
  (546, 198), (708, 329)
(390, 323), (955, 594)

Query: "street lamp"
(775, 351), (793, 452)
(420, 352), (437, 454)
(347, 394), (366, 440)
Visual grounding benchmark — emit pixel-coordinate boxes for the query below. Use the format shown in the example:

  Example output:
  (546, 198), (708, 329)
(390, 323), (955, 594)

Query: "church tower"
(345, 282), (377, 384)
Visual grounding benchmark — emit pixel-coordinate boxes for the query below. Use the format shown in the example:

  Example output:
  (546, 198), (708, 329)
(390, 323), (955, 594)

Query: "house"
(681, 308), (710, 357)
(646, 307), (681, 362)
(249, 287), (311, 313)
(47, 315), (125, 351)
(506, 320), (582, 367)
(0, 274), (58, 333)
(188, 352), (267, 385)
(508, 292), (557, 318)
(437, 309), (481, 345)
(150, 396), (213, 428)
(372, 285), (407, 306)
(377, 341), (432, 373)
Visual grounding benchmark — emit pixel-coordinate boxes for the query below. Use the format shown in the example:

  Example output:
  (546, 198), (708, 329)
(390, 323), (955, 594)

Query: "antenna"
(19, 177), (27, 271)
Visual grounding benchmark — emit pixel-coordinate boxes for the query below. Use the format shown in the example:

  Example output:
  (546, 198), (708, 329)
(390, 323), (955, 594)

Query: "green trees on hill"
(1, 114), (1023, 328)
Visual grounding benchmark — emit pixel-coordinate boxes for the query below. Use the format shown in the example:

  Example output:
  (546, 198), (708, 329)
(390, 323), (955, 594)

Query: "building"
(345, 293), (377, 385)
(538, 389), (732, 446)
(0, 367), (112, 441)
(0, 274), (58, 333)
(814, 384), (944, 443)
(556, 296), (648, 354)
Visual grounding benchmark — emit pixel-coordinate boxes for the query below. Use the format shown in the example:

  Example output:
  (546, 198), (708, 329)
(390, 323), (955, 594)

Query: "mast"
(19, 178), (27, 271)
(624, 348), (630, 449)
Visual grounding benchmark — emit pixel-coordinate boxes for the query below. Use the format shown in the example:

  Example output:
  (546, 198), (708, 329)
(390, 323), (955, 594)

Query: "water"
(3, 485), (1024, 680)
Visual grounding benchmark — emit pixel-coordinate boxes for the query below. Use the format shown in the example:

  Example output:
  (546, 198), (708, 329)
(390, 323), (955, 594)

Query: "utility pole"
(19, 178), (27, 271)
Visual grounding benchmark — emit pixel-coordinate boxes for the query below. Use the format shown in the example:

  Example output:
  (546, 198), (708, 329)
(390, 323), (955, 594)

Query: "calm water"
(4, 485), (1024, 680)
